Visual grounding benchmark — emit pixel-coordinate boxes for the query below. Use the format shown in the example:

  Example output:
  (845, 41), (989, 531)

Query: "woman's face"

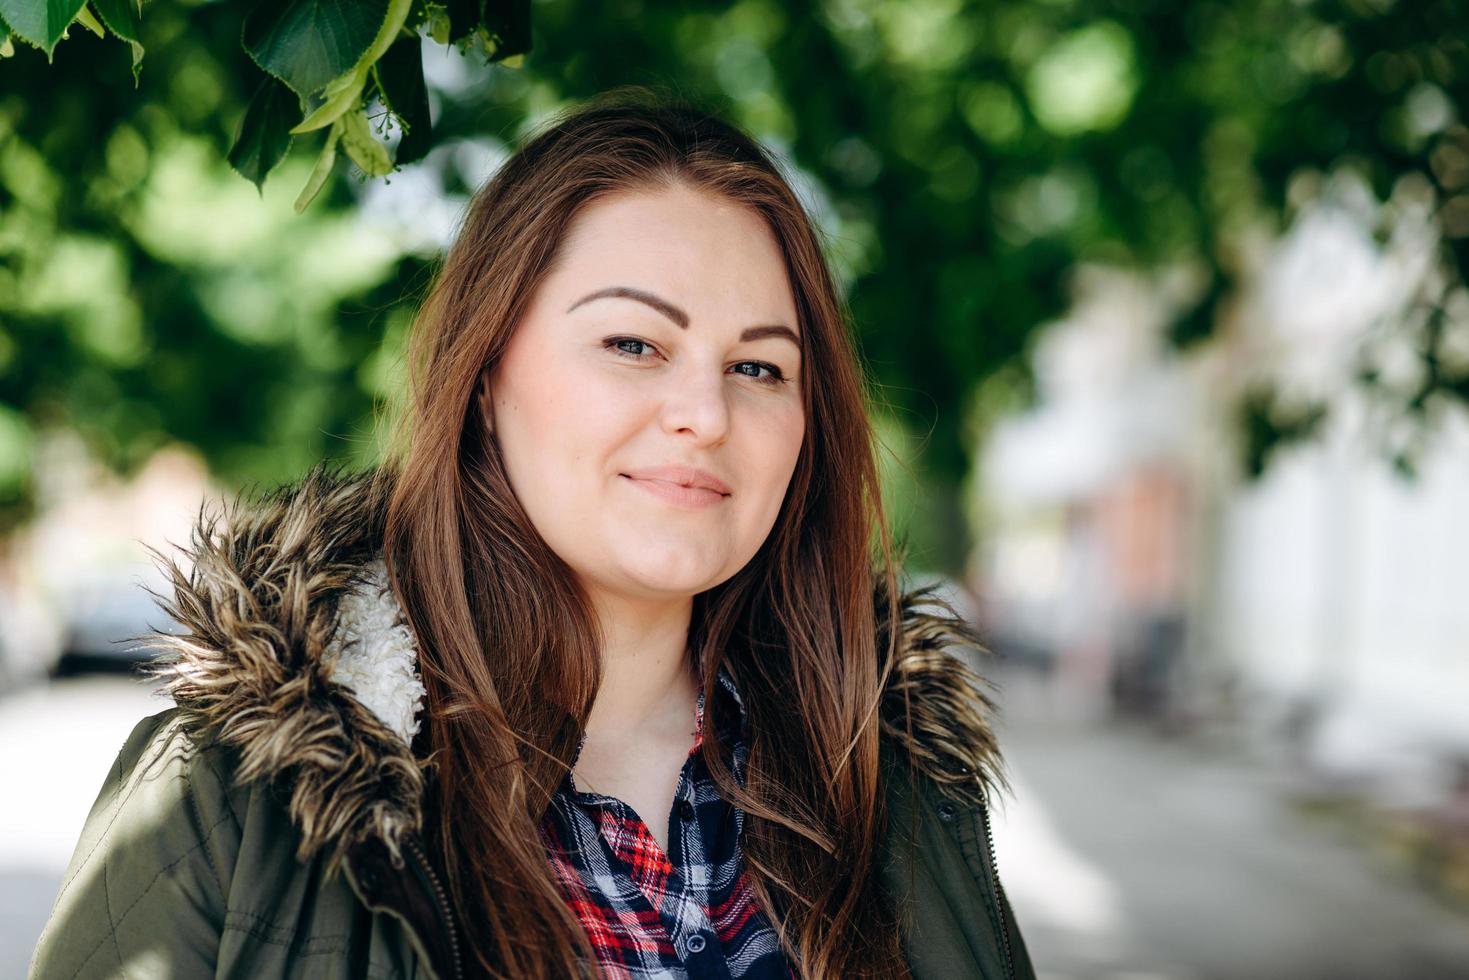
(483, 182), (806, 607)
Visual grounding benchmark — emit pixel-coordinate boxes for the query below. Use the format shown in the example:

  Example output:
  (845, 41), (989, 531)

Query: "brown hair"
(379, 85), (910, 978)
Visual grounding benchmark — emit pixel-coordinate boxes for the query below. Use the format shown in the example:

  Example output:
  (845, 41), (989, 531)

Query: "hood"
(140, 461), (1010, 877)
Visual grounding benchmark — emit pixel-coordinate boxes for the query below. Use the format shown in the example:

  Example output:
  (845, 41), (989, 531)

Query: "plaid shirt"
(539, 660), (797, 979)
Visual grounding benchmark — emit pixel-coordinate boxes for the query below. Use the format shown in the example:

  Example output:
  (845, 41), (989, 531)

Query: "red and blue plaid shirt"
(539, 661), (797, 979)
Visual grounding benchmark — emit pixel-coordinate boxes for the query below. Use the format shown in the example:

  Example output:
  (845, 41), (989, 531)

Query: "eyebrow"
(566, 286), (801, 349)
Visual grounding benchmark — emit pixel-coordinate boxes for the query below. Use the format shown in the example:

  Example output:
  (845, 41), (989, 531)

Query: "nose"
(658, 360), (732, 445)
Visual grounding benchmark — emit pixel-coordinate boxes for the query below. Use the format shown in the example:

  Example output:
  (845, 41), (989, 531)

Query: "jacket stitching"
(222, 912), (350, 953)
(224, 906), (303, 930)
(222, 907), (350, 946)
(100, 853), (125, 978)
(224, 927), (348, 956)
(67, 806), (238, 978)
(196, 746), (245, 832)
(299, 935), (353, 956)
(219, 919), (293, 948)
(186, 765), (226, 897)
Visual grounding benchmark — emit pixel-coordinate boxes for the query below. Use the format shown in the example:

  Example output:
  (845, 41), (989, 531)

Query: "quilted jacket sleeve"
(29, 708), (243, 979)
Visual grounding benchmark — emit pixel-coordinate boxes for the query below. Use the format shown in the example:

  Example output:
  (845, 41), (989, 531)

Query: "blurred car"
(55, 579), (184, 677)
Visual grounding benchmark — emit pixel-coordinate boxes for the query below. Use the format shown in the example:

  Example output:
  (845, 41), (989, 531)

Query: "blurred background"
(3, 0), (1469, 977)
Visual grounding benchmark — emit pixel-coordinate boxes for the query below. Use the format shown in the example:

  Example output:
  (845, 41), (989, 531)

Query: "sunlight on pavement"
(990, 766), (1127, 938)
(987, 766), (1203, 980)
(0, 676), (167, 870)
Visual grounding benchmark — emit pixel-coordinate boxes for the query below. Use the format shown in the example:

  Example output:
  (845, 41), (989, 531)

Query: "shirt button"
(679, 799), (696, 821)
(685, 933), (707, 954)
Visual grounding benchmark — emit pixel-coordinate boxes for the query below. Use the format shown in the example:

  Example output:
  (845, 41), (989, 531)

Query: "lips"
(619, 465), (732, 496)
(619, 464), (732, 511)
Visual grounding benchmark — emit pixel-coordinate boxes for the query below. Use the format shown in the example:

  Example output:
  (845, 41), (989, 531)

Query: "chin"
(610, 558), (725, 598)
(625, 571), (718, 598)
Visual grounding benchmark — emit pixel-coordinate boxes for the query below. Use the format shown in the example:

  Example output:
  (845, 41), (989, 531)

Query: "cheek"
(500, 335), (615, 435)
(768, 402), (806, 473)
(737, 406), (805, 521)
(506, 374), (627, 483)
(504, 374), (651, 543)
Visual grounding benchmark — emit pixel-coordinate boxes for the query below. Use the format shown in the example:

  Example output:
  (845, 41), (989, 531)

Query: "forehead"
(546, 184), (798, 319)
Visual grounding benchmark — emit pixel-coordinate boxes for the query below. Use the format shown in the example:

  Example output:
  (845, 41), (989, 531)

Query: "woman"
(30, 88), (1034, 980)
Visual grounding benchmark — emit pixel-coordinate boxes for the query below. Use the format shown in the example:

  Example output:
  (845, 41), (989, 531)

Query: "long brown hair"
(379, 85), (909, 979)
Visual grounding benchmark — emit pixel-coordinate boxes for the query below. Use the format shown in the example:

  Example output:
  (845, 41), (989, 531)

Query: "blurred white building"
(972, 170), (1469, 807)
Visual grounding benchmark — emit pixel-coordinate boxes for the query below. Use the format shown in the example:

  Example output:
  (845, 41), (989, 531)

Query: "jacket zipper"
(976, 800), (1016, 980)
(405, 835), (465, 980)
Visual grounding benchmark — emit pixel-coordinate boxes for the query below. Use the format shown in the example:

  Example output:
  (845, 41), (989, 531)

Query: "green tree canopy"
(2, 0), (1465, 570)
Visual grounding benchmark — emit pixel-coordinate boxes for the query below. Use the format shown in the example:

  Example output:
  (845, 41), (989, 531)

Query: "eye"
(731, 361), (788, 386)
(606, 337), (655, 360)
(602, 337), (792, 388)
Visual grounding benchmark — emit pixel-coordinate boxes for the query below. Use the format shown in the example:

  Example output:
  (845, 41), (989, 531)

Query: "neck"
(583, 589), (699, 740)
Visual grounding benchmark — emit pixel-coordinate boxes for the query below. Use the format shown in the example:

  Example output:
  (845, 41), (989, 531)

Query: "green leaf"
(290, 0), (412, 135)
(340, 106), (393, 176)
(243, 0), (390, 99)
(375, 34), (431, 165)
(425, 3), (449, 45)
(0, 0), (88, 57)
(74, 5), (104, 38)
(295, 118), (343, 213)
(291, 70), (365, 134)
(91, 0), (143, 85)
(227, 75), (301, 191)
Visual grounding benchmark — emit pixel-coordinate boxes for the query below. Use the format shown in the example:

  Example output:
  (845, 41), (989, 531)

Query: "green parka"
(29, 463), (1035, 980)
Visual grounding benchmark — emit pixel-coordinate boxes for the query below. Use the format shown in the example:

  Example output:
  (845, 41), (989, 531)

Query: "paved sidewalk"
(986, 666), (1469, 980)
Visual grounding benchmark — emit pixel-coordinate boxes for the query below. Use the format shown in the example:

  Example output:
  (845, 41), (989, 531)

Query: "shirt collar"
(712, 658), (744, 711)
(700, 658), (747, 744)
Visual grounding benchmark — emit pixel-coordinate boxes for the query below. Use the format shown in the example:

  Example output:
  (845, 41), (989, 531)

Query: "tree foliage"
(1, 0), (1466, 569)
(0, 0), (529, 208)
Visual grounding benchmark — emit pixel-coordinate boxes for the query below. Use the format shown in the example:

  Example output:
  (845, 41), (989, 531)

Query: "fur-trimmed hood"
(139, 462), (1010, 880)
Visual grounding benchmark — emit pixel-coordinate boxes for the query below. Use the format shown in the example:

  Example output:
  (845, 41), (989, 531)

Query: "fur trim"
(139, 462), (424, 876)
(138, 461), (1009, 875)
(875, 578), (1012, 809)
(324, 557), (427, 745)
